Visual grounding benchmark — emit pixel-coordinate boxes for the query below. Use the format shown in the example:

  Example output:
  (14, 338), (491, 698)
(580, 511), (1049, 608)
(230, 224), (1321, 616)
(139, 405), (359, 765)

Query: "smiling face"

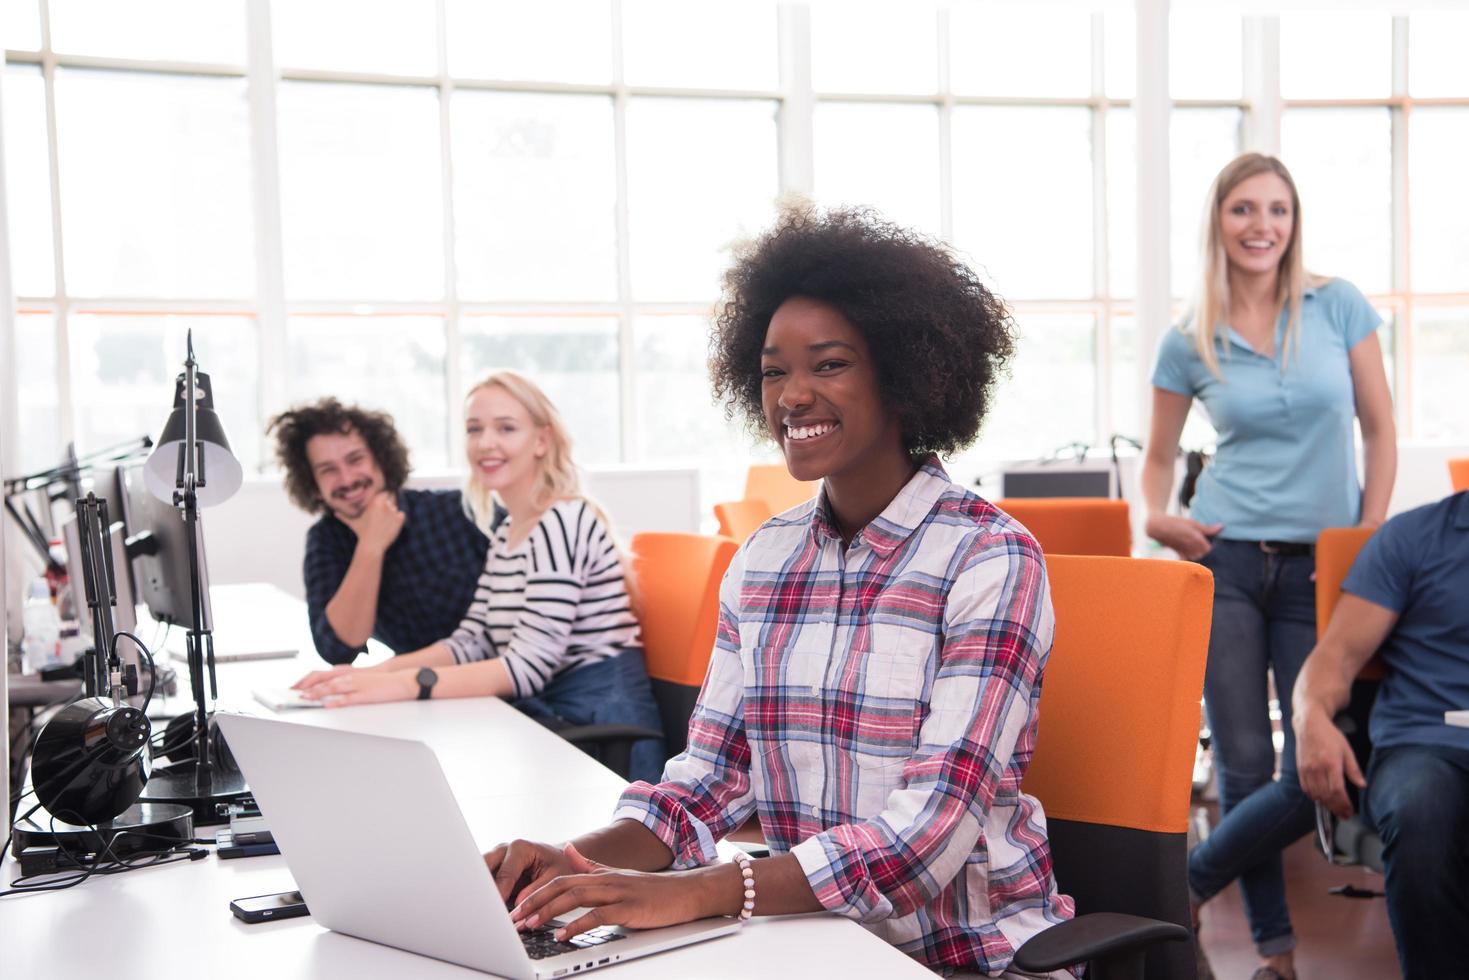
(759, 296), (905, 485)
(464, 384), (547, 504)
(305, 429), (385, 520)
(1218, 171), (1296, 279)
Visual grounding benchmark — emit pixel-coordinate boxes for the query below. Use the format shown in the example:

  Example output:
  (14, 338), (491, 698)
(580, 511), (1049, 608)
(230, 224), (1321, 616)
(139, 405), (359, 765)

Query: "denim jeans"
(1187, 539), (1318, 956)
(1362, 743), (1469, 980)
(513, 648), (667, 785)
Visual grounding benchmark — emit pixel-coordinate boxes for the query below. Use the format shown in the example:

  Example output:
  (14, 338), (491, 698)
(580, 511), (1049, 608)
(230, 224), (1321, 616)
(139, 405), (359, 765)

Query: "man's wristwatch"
(416, 667), (438, 701)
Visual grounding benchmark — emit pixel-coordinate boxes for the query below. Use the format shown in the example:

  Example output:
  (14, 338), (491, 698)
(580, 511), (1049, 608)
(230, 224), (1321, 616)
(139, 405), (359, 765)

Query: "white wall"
(202, 465), (702, 598)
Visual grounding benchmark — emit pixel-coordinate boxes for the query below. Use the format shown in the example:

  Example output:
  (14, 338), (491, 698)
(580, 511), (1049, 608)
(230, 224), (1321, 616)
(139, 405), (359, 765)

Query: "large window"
(5, 2), (1468, 493)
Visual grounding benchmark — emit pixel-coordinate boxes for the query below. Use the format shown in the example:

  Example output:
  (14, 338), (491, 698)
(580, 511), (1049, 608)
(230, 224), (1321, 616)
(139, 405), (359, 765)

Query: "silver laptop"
(214, 713), (739, 979)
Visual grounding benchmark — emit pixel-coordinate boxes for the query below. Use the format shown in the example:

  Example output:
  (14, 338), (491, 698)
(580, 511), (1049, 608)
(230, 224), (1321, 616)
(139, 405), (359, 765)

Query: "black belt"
(1253, 540), (1314, 557)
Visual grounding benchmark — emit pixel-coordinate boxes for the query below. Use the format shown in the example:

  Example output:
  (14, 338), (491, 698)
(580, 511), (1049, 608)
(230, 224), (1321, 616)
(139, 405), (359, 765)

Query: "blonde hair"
(462, 371), (639, 606)
(1188, 153), (1318, 378)
(461, 371), (582, 531)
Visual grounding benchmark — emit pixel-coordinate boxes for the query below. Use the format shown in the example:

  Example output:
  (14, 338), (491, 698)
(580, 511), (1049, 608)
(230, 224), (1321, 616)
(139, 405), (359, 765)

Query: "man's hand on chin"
(343, 491), (406, 555)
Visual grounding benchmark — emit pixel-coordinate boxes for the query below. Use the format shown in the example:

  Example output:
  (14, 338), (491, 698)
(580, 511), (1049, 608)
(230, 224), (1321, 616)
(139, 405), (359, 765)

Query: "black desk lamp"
(134, 330), (250, 822)
(14, 493), (193, 857)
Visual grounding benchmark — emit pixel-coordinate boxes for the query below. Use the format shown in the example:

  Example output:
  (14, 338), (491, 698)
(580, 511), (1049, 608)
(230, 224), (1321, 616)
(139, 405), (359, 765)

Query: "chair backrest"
(713, 499), (772, 542)
(995, 497), (1132, 556)
(743, 464), (819, 515)
(1315, 525), (1383, 680)
(1315, 526), (1376, 638)
(1022, 555), (1212, 980)
(1450, 457), (1469, 493)
(629, 532), (739, 756)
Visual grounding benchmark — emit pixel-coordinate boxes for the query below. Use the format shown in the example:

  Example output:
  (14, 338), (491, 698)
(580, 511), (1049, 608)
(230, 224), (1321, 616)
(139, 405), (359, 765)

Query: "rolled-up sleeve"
(304, 522), (366, 665)
(613, 549), (757, 869)
(789, 533), (1054, 922)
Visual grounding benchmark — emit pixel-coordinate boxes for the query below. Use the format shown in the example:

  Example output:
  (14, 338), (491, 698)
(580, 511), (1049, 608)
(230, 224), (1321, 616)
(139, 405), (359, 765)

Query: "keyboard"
(521, 924), (628, 960)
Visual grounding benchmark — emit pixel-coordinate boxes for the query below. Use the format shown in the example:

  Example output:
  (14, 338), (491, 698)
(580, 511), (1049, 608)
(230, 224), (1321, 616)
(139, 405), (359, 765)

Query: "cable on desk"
(1, 810), (207, 898)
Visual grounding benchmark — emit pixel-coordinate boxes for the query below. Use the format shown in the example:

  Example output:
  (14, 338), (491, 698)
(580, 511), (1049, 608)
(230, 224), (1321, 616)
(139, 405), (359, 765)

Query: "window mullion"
(1090, 11), (1112, 446)
(776, 0), (813, 197)
(1391, 15), (1412, 437)
(1242, 14), (1280, 155)
(436, 0), (461, 461)
(245, 0), (288, 469)
(610, 0), (635, 463)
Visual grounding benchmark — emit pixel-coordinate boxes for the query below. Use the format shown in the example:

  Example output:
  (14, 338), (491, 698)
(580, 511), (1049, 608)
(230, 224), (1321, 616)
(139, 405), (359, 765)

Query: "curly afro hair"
(710, 205), (1016, 460)
(267, 398), (411, 515)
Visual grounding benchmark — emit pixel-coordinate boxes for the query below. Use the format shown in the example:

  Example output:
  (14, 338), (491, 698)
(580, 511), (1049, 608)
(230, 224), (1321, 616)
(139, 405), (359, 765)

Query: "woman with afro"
(486, 207), (1075, 978)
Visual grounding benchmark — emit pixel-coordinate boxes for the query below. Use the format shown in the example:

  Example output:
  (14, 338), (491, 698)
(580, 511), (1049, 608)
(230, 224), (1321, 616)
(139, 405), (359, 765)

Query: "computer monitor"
(1000, 462), (1117, 499)
(118, 461), (214, 629)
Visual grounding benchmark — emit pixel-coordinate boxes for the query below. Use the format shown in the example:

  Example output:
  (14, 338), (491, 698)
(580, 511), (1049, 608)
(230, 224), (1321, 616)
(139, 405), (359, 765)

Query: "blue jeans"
(513, 649), (666, 785)
(1362, 743), (1469, 980)
(1187, 540), (1318, 956)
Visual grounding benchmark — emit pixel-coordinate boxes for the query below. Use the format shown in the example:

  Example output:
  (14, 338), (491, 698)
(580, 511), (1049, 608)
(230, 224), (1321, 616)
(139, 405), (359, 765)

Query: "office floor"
(1194, 805), (1401, 980)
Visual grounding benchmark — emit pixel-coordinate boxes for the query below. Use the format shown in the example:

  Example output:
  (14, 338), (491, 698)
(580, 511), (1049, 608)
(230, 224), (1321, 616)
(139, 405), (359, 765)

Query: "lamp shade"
(144, 370), (243, 507)
(31, 698), (153, 824)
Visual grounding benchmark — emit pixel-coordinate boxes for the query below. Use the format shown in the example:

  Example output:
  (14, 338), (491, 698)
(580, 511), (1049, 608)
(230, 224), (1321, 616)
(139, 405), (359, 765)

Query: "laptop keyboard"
(521, 924), (628, 960)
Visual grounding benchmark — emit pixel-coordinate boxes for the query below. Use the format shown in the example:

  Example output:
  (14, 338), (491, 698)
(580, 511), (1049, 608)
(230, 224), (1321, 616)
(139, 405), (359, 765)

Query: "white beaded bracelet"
(731, 851), (756, 921)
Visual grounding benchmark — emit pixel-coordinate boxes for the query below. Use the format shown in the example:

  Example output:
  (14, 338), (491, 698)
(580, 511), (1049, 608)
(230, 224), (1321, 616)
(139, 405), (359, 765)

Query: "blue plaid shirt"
(303, 488), (491, 664)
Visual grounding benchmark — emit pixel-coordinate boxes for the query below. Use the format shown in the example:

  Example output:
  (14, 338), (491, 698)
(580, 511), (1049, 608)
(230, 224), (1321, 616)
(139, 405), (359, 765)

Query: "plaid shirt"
(614, 460), (1074, 974)
(304, 488), (491, 664)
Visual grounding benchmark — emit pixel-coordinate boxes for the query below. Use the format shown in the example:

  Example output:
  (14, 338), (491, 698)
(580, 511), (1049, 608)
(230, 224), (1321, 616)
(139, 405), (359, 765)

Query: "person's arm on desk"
(1293, 594), (1398, 819)
(500, 830), (821, 941)
(293, 644), (516, 705)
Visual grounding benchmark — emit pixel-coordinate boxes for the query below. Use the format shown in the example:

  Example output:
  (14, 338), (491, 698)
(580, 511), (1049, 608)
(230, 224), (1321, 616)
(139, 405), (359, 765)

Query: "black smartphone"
(230, 890), (309, 924)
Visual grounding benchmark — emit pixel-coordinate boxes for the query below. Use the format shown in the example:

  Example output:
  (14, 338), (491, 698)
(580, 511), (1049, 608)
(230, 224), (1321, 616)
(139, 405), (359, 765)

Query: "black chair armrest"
(1012, 912), (1189, 973)
(554, 724), (663, 781)
(556, 724), (662, 746)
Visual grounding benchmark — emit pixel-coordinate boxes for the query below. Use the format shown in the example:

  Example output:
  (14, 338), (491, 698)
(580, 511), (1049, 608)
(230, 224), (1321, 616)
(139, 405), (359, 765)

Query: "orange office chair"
(1450, 457), (1469, 493)
(1313, 526), (1385, 872)
(1013, 556), (1212, 980)
(743, 463), (819, 515)
(995, 498), (1132, 556)
(629, 532), (739, 757)
(713, 499), (772, 543)
(1316, 526), (1378, 643)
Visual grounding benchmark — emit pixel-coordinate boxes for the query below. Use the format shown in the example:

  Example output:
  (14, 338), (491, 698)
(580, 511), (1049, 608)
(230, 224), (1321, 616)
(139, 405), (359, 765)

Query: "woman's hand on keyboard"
(509, 854), (738, 942)
(294, 666), (416, 706)
(486, 840), (597, 908)
(291, 664), (354, 691)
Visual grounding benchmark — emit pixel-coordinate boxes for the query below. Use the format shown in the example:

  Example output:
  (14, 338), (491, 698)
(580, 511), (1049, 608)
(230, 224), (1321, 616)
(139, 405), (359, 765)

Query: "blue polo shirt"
(1151, 278), (1380, 542)
(1342, 492), (1469, 751)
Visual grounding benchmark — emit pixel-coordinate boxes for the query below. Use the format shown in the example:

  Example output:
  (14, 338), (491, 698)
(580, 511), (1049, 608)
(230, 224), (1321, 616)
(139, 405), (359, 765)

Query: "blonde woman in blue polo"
(1141, 153), (1396, 980)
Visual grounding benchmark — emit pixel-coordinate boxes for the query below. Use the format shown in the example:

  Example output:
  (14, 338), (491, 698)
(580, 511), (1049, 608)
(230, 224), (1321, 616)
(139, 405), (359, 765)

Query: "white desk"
(4, 586), (930, 979)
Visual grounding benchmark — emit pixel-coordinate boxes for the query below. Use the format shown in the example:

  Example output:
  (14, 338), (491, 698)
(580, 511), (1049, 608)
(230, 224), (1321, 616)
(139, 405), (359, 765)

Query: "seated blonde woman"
(294, 371), (665, 783)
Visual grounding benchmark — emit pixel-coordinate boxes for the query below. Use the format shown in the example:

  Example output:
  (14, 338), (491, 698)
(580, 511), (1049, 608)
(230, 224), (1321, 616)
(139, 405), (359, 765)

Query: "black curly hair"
(266, 398), (411, 515)
(710, 205), (1016, 460)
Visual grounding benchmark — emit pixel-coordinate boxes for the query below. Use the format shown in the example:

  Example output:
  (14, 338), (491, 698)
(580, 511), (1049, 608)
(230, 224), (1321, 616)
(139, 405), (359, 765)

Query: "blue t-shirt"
(1151, 278), (1380, 542)
(1342, 492), (1469, 752)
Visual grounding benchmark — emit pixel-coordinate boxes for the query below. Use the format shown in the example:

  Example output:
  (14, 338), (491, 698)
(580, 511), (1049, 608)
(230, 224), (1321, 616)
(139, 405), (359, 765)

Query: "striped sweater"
(444, 498), (640, 698)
